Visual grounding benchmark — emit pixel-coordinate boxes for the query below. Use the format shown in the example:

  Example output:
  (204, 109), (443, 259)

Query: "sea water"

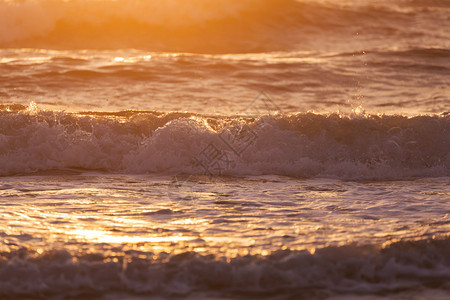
(0, 0), (449, 299)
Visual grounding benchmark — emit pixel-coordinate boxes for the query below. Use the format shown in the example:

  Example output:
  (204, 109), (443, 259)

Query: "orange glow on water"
(0, 0), (302, 52)
(70, 229), (192, 244)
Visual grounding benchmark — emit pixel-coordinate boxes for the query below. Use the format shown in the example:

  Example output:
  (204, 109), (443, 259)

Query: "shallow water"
(1, 174), (449, 298)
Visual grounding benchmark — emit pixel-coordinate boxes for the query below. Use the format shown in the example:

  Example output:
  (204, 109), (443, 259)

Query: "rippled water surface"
(0, 0), (449, 298)
(2, 175), (449, 255)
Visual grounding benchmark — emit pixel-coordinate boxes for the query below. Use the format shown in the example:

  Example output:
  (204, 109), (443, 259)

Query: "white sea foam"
(1, 107), (448, 179)
(0, 237), (448, 298)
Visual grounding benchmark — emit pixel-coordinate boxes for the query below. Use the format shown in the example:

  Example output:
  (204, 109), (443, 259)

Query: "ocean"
(0, 0), (449, 299)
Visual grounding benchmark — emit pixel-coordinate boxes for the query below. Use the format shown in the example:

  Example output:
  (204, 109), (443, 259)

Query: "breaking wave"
(0, 104), (449, 180)
(0, 237), (449, 298)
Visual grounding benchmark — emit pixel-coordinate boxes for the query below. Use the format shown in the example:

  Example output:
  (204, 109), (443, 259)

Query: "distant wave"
(1, 104), (448, 179)
(0, 0), (445, 52)
(0, 236), (449, 298)
(3, 47), (449, 80)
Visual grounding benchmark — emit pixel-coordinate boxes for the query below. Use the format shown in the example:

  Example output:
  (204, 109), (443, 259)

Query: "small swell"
(0, 0), (431, 52)
(0, 0), (300, 52)
(0, 106), (449, 180)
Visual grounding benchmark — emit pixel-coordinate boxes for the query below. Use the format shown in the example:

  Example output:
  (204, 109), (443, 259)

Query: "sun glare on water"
(70, 229), (192, 244)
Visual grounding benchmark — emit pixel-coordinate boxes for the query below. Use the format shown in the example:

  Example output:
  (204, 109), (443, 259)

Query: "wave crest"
(1, 106), (449, 179)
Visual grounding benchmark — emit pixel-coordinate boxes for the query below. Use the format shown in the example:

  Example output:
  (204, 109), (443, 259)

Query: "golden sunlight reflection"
(1, 176), (448, 263)
(113, 55), (152, 63)
(0, 0), (448, 295)
(170, 218), (208, 225)
(69, 229), (192, 244)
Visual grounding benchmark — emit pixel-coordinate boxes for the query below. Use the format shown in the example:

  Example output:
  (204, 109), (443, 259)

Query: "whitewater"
(0, 0), (449, 299)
